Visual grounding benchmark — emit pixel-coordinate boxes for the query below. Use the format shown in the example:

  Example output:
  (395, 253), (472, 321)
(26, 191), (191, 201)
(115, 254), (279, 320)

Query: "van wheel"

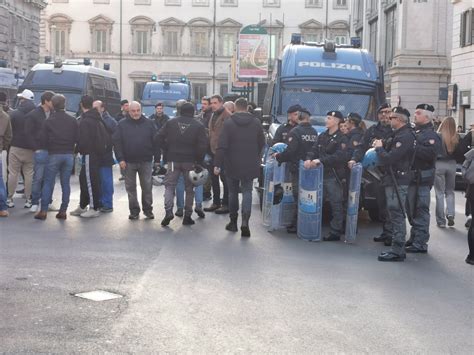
(368, 208), (381, 222)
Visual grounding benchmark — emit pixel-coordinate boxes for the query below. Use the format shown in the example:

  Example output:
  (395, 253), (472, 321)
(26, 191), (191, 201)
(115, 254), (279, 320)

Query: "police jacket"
(78, 109), (109, 156)
(353, 122), (392, 162)
(307, 129), (349, 179)
(412, 122), (441, 186)
(10, 100), (36, 150)
(155, 114), (207, 164)
(272, 122), (295, 145)
(346, 126), (364, 158)
(215, 112), (265, 180)
(375, 124), (415, 186)
(40, 110), (78, 155)
(149, 113), (169, 132)
(113, 115), (159, 163)
(276, 122), (317, 172)
(24, 106), (48, 151)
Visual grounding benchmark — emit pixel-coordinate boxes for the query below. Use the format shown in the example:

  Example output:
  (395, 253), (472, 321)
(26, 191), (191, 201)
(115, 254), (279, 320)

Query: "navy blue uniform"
(272, 123), (295, 145)
(307, 129), (349, 238)
(407, 122), (441, 251)
(376, 124), (416, 256)
(353, 122), (392, 162)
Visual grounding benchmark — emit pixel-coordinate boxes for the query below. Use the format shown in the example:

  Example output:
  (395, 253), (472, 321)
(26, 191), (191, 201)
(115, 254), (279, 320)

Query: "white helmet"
(188, 165), (208, 186)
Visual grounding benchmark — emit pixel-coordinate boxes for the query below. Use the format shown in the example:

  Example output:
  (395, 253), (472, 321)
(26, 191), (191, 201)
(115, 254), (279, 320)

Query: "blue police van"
(260, 36), (386, 220)
(0, 63), (20, 107)
(140, 77), (191, 118)
(18, 59), (121, 117)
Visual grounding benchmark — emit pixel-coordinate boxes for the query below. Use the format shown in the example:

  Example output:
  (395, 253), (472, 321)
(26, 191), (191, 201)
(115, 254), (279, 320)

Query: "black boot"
(225, 214), (238, 232)
(161, 211), (174, 226)
(241, 213), (250, 237)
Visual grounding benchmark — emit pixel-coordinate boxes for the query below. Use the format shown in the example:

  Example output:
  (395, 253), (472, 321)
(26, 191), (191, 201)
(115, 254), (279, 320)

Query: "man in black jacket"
(70, 95), (108, 218)
(7, 89), (36, 208)
(25, 91), (55, 213)
(215, 98), (265, 237)
(149, 102), (169, 131)
(156, 102), (207, 226)
(113, 101), (159, 220)
(34, 94), (78, 220)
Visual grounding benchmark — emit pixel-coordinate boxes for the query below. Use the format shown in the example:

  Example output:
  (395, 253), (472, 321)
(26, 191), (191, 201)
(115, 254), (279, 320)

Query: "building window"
(369, 0), (378, 13)
(355, 28), (363, 46)
(49, 14), (73, 59)
(369, 20), (377, 59)
(135, 31), (149, 54)
(221, 33), (236, 56)
(134, 82), (146, 101)
(165, 0), (181, 5)
(192, 31), (208, 56)
(94, 30), (107, 53)
(165, 31), (178, 55)
(192, 0), (209, 5)
(53, 29), (66, 57)
(89, 15), (114, 54)
(269, 33), (279, 65)
(263, 0), (280, 7)
(385, 6), (397, 68)
(460, 9), (474, 47)
(334, 0), (347, 8)
(220, 84), (228, 97)
(221, 0), (237, 6)
(193, 83), (207, 101)
(129, 16), (154, 55)
(334, 36), (347, 45)
(135, 0), (151, 4)
(305, 0), (322, 7)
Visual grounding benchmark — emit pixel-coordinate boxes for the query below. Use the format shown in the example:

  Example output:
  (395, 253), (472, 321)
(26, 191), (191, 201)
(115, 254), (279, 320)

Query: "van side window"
(90, 75), (105, 98)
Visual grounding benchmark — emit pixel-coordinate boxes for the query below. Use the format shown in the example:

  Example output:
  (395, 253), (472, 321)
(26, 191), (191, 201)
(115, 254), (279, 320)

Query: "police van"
(18, 59), (121, 117)
(0, 61), (19, 107)
(260, 35), (386, 220)
(140, 77), (191, 118)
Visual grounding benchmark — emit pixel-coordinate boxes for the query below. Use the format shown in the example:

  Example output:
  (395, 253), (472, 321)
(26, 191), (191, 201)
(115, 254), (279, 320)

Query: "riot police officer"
(275, 107), (318, 233)
(405, 104), (441, 253)
(373, 107), (415, 262)
(304, 111), (349, 241)
(272, 104), (302, 145)
(348, 103), (393, 244)
(345, 112), (365, 158)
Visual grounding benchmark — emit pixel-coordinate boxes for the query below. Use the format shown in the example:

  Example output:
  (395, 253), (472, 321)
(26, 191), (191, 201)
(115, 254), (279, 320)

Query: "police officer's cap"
(299, 107), (311, 117)
(327, 110), (344, 121)
(287, 104), (302, 113)
(416, 103), (435, 112)
(347, 112), (362, 124)
(392, 106), (410, 118)
(377, 103), (390, 113)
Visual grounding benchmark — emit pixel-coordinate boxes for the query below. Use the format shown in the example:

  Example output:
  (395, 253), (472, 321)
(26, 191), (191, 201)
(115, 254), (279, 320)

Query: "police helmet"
(362, 148), (380, 169)
(270, 142), (288, 154)
(188, 165), (209, 187)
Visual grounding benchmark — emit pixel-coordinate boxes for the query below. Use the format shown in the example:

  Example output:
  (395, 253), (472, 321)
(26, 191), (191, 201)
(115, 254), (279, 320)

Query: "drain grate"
(73, 290), (123, 302)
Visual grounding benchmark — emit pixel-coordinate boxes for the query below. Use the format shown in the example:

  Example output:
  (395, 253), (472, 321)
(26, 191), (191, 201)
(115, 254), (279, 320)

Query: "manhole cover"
(74, 290), (123, 302)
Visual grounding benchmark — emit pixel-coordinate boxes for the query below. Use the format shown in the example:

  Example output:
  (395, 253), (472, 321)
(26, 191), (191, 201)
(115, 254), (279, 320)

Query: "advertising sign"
(238, 25), (269, 79)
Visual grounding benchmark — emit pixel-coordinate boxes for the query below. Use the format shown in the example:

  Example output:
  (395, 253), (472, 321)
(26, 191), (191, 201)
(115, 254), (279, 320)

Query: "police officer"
(345, 112), (364, 158)
(272, 104), (302, 145)
(348, 103), (393, 244)
(373, 107), (415, 262)
(275, 107), (317, 233)
(405, 104), (441, 253)
(305, 111), (349, 241)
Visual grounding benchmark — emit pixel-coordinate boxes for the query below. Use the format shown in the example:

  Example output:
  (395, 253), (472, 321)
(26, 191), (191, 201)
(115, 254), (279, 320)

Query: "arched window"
(88, 15), (114, 54)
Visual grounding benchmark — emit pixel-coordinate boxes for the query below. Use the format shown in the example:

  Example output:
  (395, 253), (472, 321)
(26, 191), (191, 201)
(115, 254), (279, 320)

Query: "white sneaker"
(80, 209), (101, 218)
(48, 203), (60, 212)
(30, 205), (39, 213)
(6, 198), (14, 208)
(70, 206), (87, 216)
(24, 199), (32, 209)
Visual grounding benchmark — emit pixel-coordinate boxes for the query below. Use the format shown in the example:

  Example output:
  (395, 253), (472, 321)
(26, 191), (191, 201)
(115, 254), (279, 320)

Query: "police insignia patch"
(429, 139), (435, 145)
(353, 141), (359, 146)
(288, 137), (293, 142)
(396, 142), (402, 148)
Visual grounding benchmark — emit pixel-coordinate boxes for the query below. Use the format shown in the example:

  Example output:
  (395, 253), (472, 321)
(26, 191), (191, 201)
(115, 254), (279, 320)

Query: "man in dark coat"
(214, 98), (265, 237)
(149, 102), (170, 131)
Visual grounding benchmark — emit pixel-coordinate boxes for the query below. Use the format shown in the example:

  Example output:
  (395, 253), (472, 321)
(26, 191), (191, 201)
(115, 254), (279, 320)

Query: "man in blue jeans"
(34, 94), (79, 220)
(214, 98), (265, 237)
(25, 91), (55, 213)
(175, 174), (204, 218)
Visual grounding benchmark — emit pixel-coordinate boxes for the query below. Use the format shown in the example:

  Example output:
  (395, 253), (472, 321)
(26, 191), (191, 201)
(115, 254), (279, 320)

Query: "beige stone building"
(449, 0), (473, 129)
(352, 0), (452, 117)
(39, 0), (352, 103)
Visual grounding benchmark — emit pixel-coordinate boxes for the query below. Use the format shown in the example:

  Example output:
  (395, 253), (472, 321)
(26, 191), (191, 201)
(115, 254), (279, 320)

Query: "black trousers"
(79, 154), (101, 210)
(468, 184), (474, 259)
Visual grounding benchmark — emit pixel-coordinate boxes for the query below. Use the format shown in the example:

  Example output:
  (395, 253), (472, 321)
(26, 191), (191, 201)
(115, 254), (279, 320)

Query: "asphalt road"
(1, 170), (473, 353)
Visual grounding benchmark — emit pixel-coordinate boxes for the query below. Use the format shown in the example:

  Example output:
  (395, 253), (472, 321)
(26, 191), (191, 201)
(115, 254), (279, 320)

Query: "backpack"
(462, 148), (474, 184)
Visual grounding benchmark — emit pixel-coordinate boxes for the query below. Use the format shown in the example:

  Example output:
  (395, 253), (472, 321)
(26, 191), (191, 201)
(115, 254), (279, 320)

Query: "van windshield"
(26, 70), (85, 90)
(31, 90), (81, 116)
(278, 87), (373, 124)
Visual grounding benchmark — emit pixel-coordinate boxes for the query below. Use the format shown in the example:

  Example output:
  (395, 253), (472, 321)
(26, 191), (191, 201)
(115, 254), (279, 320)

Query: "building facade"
(0, 0), (47, 76)
(352, 0), (452, 117)
(450, 0), (473, 129)
(40, 0), (352, 103)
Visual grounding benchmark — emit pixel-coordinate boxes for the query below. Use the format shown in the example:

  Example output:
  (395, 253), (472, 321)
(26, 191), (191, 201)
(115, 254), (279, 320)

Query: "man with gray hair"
(373, 106), (415, 262)
(405, 104), (441, 254)
(113, 101), (159, 220)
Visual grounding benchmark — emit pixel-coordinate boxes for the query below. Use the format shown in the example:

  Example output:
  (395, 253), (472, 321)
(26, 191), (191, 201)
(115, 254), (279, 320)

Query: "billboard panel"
(238, 25), (269, 79)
